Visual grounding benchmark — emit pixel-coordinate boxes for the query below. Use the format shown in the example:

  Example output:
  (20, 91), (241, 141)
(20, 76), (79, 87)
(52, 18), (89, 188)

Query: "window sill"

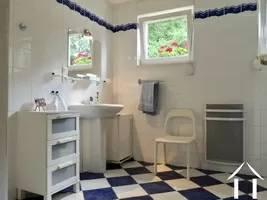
(68, 64), (93, 71)
(138, 58), (194, 66)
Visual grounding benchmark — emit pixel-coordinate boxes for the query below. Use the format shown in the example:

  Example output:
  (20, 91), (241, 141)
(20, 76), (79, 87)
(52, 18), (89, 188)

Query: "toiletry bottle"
(47, 91), (59, 111)
(56, 91), (68, 111)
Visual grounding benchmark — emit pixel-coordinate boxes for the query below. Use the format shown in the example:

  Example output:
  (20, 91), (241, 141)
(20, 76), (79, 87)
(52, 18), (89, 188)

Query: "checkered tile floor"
(24, 161), (267, 200)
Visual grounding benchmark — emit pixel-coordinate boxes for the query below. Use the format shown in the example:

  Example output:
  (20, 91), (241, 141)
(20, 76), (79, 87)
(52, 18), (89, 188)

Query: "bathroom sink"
(68, 104), (124, 118)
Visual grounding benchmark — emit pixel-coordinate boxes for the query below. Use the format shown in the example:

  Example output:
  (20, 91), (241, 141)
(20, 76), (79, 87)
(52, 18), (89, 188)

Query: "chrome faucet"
(81, 97), (94, 105)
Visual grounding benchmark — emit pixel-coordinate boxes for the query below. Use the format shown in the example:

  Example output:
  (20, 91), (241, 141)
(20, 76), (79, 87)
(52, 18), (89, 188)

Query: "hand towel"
(138, 82), (159, 116)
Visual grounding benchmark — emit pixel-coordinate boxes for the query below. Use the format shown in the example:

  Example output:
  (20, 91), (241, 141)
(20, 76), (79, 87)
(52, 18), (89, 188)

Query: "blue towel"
(138, 82), (159, 116)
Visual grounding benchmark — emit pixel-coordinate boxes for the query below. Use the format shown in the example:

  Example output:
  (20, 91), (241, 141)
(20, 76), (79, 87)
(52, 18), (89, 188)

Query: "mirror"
(67, 29), (102, 81)
(68, 29), (93, 71)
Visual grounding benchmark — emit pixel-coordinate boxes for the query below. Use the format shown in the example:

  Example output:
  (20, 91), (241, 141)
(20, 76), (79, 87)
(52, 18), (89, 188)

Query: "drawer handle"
(57, 161), (74, 170)
(56, 137), (74, 144)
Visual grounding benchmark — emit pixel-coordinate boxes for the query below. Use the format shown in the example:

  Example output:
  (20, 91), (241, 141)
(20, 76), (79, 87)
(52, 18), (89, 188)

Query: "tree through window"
(138, 6), (194, 65)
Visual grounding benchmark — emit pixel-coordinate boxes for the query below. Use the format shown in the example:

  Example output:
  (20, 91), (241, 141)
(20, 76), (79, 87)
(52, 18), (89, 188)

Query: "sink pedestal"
(81, 118), (107, 173)
(68, 104), (124, 173)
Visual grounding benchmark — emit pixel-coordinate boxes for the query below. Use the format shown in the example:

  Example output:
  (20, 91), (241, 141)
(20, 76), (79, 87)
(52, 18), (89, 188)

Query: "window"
(68, 29), (93, 71)
(137, 6), (194, 65)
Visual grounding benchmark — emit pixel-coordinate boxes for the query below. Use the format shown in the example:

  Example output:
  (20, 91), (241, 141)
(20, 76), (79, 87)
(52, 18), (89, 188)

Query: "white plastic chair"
(154, 109), (198, 180)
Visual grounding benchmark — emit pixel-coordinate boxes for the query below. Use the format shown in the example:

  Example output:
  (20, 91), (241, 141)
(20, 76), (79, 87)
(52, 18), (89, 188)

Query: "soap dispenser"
(56, 91), (68, 111)
(47, 91), (59, 111)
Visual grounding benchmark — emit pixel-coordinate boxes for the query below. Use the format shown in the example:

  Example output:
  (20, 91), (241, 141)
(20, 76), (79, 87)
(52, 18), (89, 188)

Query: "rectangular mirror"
(68, 29), (93, 71)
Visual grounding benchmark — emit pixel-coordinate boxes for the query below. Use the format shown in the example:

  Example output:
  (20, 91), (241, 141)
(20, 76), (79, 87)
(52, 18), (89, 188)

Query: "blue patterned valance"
(56, 0), (257, 33)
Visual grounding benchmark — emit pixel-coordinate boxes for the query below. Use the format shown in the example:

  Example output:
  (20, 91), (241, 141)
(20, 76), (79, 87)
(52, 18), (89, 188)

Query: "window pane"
(69, 34), (92, 66)
(147, 16), (188, 59)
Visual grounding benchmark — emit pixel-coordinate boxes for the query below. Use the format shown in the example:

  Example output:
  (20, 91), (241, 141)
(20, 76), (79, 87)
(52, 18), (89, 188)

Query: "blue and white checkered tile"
(23, 160), (267, 200)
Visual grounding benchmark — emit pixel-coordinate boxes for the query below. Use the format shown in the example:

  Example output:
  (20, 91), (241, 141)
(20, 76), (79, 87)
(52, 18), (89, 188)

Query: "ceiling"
(108, 0), (135, 4)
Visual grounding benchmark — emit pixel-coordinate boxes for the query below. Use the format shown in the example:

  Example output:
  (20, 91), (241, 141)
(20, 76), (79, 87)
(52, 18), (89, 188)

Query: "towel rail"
(138, 79), (163, 85)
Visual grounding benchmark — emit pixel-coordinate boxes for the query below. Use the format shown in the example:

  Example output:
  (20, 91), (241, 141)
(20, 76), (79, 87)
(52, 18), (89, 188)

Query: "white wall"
(112, 0), (262, 175)
(253, 70), (267, 177)
(8, 0), (113, 199)
(0, 0), (9, 199)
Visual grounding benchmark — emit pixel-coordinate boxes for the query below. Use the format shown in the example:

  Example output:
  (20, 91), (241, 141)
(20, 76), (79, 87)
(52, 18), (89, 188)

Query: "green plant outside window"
(147, 16), (188, 59)
(69, 33), (92, 66)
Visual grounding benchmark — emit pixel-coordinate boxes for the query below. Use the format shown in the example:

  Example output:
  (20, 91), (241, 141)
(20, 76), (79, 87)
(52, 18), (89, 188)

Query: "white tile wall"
(261, 111), (267, 127)
(0, 0), (9, 199)
(250, 126), (261, 143)
(7, 0), (114, 199)
(9, 0), (113, 111)
(5, 0), (267, 198)
(252, 109), (261, 126)
(112, 0), (263, 174)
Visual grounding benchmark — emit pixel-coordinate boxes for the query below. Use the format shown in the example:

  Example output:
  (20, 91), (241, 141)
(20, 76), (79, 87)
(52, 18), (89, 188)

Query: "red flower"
(184, 42), (188, 48)
(165, 47), (173, 53)
(88, 56), (92, 60)
(171, 42), (178, 47)
(161, 45), (167, 49)
(78, 53), (88, 57)
(158, 50), (163, 54)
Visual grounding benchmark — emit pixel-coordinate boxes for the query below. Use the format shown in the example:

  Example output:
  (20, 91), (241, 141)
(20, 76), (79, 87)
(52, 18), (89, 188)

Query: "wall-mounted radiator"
(204, 104), (245, 165)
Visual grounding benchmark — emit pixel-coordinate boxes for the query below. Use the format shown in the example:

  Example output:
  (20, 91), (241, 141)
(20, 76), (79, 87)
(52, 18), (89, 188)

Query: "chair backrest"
(164, 109), (196, 138)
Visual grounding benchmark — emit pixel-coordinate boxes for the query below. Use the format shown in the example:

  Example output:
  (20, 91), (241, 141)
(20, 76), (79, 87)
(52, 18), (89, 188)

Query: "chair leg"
(44, 194), (52, 200)
(186, 143), (190, 180)
(17, 188), (25, 200)
(194, 140), (201, 168)
(163, 143), (167, 165)
(154, 141), (158, 175)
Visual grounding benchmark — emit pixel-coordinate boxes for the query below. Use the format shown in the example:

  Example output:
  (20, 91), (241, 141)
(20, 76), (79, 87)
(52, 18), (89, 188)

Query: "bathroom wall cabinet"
(106, 113), (133, 163)
(16, 111), (80, 200)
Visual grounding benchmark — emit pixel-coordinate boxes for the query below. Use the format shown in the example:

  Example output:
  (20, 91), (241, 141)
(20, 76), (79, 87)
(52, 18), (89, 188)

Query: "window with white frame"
(137, 6), (194, 65)
(258, 0), (267, 56)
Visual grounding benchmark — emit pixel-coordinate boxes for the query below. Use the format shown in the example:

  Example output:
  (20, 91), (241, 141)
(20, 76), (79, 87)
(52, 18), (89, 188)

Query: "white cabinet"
(16, 111), (80, 200)
(106, 114), (133, 163)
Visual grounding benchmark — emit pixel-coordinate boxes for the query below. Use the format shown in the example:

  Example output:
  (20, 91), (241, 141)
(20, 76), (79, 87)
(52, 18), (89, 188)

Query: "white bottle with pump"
(47, 91), (59, 111)
(56, 91), (68, 111)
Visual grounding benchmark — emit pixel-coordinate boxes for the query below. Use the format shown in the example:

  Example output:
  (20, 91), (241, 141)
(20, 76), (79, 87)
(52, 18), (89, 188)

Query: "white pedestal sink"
(68, 104), (124, 173)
